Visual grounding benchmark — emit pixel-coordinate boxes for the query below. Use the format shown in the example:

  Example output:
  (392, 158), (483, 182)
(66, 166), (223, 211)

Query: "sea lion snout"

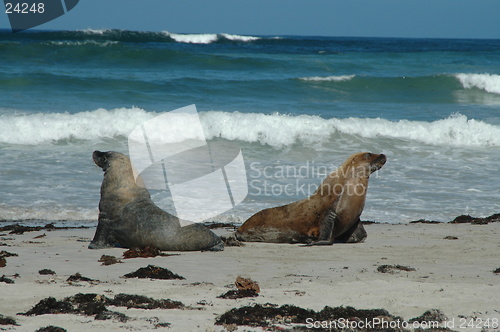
(376, 154), (387, 165)
(369, 153), (386, 172)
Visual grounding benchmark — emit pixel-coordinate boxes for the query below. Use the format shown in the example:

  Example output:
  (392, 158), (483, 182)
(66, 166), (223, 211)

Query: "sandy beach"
(1, 221), (499, 331)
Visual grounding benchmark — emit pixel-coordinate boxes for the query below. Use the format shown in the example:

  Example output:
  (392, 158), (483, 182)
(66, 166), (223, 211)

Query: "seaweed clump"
(35, 327), (67, 332)
(216, 304), (404, 330)
(0, 314), (17, 326)
(109, 294), (184, 309)
(0, 250), (18, 268)
(123, 265), (185, 280)
(449, 213), (500, 224)
(19, 292), (185, 323)
(377, 265), (416, 274)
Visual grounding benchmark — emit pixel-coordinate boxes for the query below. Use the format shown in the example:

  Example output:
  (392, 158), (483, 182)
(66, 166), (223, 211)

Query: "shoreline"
(1, 221), (499, 331)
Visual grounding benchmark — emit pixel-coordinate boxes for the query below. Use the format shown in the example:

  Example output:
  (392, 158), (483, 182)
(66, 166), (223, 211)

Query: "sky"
(1, 0), (499, 39)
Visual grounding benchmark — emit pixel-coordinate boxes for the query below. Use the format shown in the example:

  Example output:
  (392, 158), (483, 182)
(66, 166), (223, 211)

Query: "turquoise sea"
(1, 29), (499, 225)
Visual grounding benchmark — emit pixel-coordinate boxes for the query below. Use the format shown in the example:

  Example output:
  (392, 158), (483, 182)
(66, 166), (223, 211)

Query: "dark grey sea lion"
(89, 151), (224, 251)
(236, 152), (386, 245)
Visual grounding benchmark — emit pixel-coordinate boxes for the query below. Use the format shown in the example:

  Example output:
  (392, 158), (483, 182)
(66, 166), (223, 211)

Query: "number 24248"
(5, 3), (45, 14)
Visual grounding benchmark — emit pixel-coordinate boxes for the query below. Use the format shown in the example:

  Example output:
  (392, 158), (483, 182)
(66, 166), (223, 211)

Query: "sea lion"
(88, 150), (224, 251)
(235, 152), (386, 245)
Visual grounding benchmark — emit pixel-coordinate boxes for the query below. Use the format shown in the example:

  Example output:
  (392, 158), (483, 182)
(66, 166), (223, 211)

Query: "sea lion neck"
(100, 158), (148, 201)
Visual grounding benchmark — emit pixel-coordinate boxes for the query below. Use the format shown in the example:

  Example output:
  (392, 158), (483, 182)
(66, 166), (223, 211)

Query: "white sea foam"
(0, 107), (156, 145)
(48, 40), (119, 47)
(163, 31), (260, 44)
(220, 33), (260, 42)
(201, 111), (500, 148)
(80, 28), (110, 35)
(1, 108), (499, 147)
(299, 75), (355, 82)
(167, 32), (219, 44)
(455, 73), (500, 95)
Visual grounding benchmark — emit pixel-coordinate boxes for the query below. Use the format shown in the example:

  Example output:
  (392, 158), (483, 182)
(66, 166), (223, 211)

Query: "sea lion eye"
(364, 153), (372, 159)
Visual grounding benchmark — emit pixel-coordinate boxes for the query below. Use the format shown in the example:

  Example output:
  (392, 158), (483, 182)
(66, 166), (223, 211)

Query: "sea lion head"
(93, 150), (131, 172)
(367, 152), (387, 173)
(93, 151), (147, 191)
(93, 150), (110, 171)
(342, 152), (386, 178)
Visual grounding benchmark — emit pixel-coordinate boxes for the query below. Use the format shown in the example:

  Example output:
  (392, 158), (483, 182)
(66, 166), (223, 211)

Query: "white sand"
(1, 222), (499, 331)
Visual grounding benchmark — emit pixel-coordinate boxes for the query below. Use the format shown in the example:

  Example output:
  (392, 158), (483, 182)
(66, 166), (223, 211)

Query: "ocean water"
(1, 29), (499, 225)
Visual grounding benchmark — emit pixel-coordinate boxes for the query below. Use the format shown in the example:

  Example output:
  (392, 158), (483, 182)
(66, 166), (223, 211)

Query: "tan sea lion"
(235, 152), (386, 245)
(89, 151), (224, 251)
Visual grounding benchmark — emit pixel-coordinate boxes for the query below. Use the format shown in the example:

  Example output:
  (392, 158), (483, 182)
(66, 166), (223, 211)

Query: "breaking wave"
(455, 73), (500, 95)
(1, 108), (499, 148)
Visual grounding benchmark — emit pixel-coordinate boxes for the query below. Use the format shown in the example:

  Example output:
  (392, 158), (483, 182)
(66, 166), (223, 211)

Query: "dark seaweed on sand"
(98, 254), (122, 265)
(0, 250), (17, 258)
(94, 310), (128, 322)
(216, 304), (402, 330)
(20, 297), (75, 316)
(0, 314), (17, 325)
(35, 326), (67, 332)
(0, 223), (89, 234)
(123, 264), (185, 280)
(409, 309), (447, 323)
(0, 250), (18, 267)
(109, 294), (184, 309)
(218, 289), (259, 299)
(39, 269), (56, 275)
(216, 303), (313, 327)
(0, 275), (15, 284)
(121, 245), (179, 259)
(449, 213), (500, 224)
(19, 293), (185, 323)
(123, 245), (161, 258)
(66, 273), (97, 283)
(377, 264), (416, 273)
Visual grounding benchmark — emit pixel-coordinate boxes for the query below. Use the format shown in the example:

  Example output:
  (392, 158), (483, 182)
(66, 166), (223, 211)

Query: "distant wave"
(80, 28), (108, 35)
(48, 40), (119, 47)
(455, 73), (500, 95)
(164, 31), (260, 44)
(221, 33), (261, 42)
(299, 75), (355, 82)
(3, 29), (499, 52)
(166, 32), (219, 44)
(1, 108), (499, 147)
(80, 29), (262, 44)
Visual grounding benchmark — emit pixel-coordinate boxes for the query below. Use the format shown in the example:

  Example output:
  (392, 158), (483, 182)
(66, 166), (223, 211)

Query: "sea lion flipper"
(334, 218), (367, 243)
(305, 208), (338, 246)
